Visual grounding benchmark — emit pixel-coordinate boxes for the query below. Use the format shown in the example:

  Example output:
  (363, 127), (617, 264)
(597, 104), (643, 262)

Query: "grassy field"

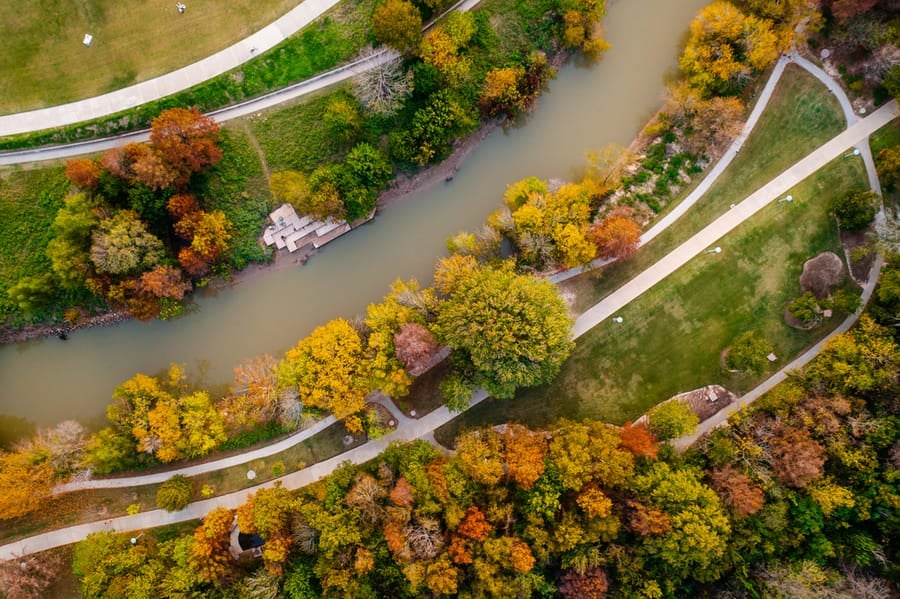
(562, 65), (847, 314)
(436, 154), (869, 443)
(201, 127), (275, 269)
(0, 0), (301, 114)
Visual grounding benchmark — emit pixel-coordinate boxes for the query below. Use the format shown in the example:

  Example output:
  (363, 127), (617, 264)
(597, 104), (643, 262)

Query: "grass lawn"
(436, 154), (869, 444)
(562, 65), (846, 314)
(0, 168), (69, 320)
(0, 420), (361, 544)
(201, 127), (275, 269)
(0, 0), (300, 114)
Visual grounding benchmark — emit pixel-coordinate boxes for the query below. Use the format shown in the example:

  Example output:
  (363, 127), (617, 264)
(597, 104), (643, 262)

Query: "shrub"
(726, 331), (774, 375)
(831, 190), (878, 230)
(156, 475), (193, 512)
(647, 400), (699, 441)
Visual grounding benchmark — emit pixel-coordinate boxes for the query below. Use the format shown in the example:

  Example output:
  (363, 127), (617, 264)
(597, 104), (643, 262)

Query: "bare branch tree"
(353, 47), (413, 116)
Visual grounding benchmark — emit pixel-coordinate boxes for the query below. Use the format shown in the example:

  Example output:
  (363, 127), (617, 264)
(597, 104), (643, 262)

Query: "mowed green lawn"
(563, 65), (846, 314)
(436, 154), (869, 443)
(0, 0), (301, 114)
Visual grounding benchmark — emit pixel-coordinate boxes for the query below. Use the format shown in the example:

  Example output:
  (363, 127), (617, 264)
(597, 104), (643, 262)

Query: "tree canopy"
(436, 264), (573, 398)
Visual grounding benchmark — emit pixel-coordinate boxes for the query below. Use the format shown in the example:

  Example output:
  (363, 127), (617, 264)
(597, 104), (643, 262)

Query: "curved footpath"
(50, 50), (800, 496)
(1, 62), (896, 560)
(0, 0), (482, 165)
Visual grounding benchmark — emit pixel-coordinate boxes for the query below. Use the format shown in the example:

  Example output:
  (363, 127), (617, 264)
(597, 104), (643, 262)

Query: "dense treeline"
(7, 108), (232, 322)
(0, 256), (574, 520)
(57, 313), (898, 598)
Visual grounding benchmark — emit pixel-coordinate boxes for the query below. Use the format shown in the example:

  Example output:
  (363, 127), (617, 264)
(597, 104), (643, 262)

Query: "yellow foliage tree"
(0, 450), (53, 520)
(280, 318), (370, 420)
(680, 1), (780, 96)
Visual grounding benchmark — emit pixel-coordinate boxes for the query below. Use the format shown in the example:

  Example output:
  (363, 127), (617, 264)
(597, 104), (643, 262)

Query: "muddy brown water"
(0, 0), (709, 431)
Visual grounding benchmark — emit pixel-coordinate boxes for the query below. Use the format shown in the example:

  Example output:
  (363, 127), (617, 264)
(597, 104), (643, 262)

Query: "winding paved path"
(1, 60), (896, 560)
(0, 0), (483, 165)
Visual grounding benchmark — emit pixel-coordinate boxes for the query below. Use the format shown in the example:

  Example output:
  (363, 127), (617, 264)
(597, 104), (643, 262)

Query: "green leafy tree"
(876, 145), (900, 190)
(646, 399), (699, 441)
(47, 192), (99, 289)
(726, 330), (774, 375)
(6, 273), (56, 314)
(788, 291), (820, 326)
(631, 462), (731, 585)
(831, 190), (878, 230)
(73, 531), (165, 599)
(90, 210), (165, 276)
(323, 96), (362, 144)
(372, 0), (423, 54)
(156, 475), (194, 512)
(392, 91), (475, 166)
(344, 142), (393, 220)
(436, 264), (573, 398)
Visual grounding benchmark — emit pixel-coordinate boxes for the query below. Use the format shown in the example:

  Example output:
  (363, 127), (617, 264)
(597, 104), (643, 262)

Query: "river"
(0, 0), (709, 431)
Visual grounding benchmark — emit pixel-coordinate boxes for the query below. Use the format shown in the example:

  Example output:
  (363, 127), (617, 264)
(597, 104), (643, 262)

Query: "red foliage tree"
(706, 464), (765, 519)
(167, 194), (201, 220)
(590, 207), (641, 260)
(0, 552), (63, 599)
(771, 427), (826, 488)
(178, 247), (210, 277)
(618, 422), (659, 459)
(626, 500), (671, 536)
(65, 158), (102, 190)
(829, 0), (878, 21)
(558, 567), (609, 599)
(393, 322), (442, 374)
(149, 107), (222, 188)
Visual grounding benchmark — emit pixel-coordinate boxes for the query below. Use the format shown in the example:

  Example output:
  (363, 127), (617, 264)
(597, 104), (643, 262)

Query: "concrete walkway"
(0, 0), (484, 166)
(52, 415), (336, 494)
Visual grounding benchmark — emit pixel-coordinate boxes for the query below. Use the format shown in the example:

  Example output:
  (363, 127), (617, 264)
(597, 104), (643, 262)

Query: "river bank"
(0, 116), (503, 347)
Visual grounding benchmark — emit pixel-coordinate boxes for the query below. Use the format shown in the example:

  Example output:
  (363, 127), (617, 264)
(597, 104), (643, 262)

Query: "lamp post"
(777, 194), (793, 204)
(706, 246), (722, 255)
(843, 148), (860, 158)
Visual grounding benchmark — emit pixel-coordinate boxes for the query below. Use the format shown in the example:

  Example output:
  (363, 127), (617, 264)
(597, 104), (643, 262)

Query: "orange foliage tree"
(618, 422), (659, 458)
(502, 424), (547, 489)
(65, 158), (102, 190)
(149, 107), (222, 188)
(189, 507), (237, 585)
(457, 506), (492, 541)
(590, 207), (641, 260)
(706, 464), (765, 519)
